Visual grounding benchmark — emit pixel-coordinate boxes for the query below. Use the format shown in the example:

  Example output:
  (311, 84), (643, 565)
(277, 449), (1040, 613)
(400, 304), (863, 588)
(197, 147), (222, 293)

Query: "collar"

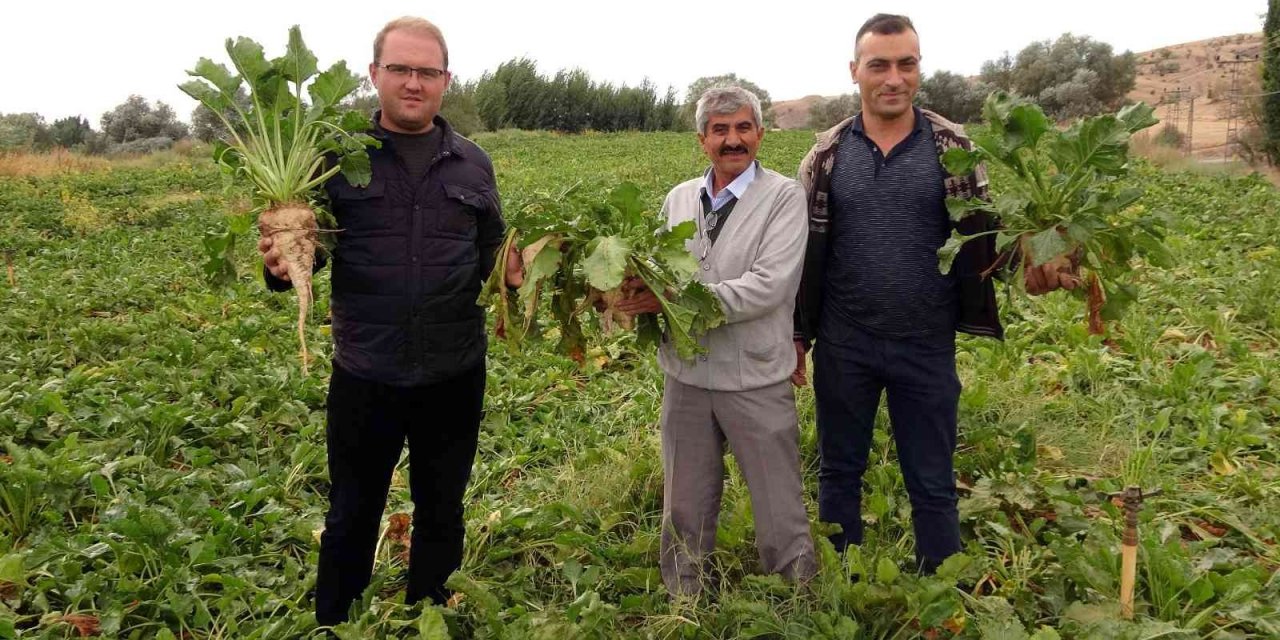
(370, 111), (462, 157)
(851, 106), (926, 138)
(700, 160), (758, 203)
(816, 106), (961, 155)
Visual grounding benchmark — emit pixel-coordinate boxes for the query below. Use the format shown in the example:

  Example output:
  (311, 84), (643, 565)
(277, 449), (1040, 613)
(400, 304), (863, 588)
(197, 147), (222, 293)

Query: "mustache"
(719, 145), (748, 155)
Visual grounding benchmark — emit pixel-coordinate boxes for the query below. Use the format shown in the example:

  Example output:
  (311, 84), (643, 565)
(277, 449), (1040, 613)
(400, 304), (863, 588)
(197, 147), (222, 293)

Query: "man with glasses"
(258, 16), (522, 625)
(617, 86), (815, 597)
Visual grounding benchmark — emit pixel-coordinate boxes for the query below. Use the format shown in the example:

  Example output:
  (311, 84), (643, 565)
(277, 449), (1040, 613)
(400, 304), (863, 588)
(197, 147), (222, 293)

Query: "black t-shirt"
(386, 126), (443, 185)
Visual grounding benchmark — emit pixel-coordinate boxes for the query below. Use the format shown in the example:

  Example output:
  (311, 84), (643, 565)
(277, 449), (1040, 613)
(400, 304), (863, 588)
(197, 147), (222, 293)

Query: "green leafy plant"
(6, 130), (1280, 639)
(481, 183), (723, 361)
(939, 91), (1170, 334)
(179, 25), (376, 372)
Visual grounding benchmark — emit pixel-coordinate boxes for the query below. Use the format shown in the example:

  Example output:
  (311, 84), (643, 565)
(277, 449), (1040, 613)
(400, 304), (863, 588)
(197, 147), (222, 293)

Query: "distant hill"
(771, 95), (829, 130)
(770, 32), (1265, 136)
(1130, 32), (1263, 106)
(1129, 32), (1263, 159)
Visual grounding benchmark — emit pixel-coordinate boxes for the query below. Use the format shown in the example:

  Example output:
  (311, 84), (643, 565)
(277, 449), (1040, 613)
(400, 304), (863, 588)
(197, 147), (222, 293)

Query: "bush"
(108, 137), (177, 156)
(918, 71), (989, 123)
(0, 113), (53, 151)
(441, 79), (483, 137)
(682, 74), (774, 129)
(100, 96), (188, 144)
(1154, 124), (1186, 149)
(79, 132), (111, 156)
(1038, 69), (1104, 119)
(807, 94), (858, 130)
(49, 117), (93, 148)
(980, 33), (1136, 119)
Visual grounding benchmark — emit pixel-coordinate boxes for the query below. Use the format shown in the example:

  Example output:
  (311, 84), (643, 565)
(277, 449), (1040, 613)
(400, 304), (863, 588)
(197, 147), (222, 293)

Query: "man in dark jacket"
(791, 14), (1077, 574)
(257, 16), (521, 625)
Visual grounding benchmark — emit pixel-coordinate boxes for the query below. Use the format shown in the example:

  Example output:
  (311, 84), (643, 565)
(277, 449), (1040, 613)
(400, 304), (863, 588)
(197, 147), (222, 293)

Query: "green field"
(1, 131), (1279, 638)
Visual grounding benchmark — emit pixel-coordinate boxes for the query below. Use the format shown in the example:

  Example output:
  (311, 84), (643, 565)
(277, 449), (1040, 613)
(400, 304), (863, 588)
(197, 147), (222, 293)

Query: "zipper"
(412, 144), (452, 370)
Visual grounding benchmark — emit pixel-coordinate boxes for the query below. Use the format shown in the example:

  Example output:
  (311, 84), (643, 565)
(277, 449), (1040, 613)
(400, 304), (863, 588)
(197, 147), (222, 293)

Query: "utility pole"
(1222, 55), (1258, 162)
(1187, 96), (1195, 156)
(1163, 87), (1186, 138)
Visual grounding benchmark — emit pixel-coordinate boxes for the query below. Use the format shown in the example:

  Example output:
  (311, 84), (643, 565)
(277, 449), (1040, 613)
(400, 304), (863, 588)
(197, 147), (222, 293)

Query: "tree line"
(0, 63), (759, 154)
(340, 64), (774, 136)
(808, 33), (1140, 129)
(0, 96), (191, 155)
(4, 21), (1278, 162)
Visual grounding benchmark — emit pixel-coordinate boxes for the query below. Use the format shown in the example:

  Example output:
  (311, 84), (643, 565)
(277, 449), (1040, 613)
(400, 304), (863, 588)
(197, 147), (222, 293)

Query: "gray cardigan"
(657, 165), (809, 391)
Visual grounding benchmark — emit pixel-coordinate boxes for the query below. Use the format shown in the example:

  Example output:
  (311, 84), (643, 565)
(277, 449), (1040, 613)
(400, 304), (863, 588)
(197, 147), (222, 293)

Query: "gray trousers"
(659, 375), (817, 596)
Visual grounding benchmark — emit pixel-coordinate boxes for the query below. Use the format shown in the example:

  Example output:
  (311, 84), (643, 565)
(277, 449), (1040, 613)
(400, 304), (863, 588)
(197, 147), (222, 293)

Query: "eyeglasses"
(376, 63), (447, 81)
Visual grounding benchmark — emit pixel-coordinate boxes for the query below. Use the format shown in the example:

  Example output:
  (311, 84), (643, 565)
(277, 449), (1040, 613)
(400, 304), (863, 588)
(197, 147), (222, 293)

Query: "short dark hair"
(854, 14), (916, 59)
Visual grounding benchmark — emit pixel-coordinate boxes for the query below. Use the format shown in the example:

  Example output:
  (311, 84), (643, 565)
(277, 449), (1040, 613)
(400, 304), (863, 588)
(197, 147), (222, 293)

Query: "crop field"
(1, 130), (1279, 638)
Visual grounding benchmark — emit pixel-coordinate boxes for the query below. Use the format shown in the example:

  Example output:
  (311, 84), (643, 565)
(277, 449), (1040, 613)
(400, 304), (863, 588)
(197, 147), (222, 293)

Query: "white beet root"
(260, 204), (318, 373)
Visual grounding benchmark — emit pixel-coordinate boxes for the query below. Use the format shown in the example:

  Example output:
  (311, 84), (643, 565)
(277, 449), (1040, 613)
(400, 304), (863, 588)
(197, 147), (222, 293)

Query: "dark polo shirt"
(821, 107), (957, 340)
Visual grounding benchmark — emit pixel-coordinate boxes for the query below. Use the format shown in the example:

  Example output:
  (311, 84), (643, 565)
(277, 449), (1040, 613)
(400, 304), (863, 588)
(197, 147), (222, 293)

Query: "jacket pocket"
(334, 177), (386, 200)
(744, 341), (784, 363)
(739, 340), (787, 389)
(332, 178), (392, 232)
(439, 183), (489, 237)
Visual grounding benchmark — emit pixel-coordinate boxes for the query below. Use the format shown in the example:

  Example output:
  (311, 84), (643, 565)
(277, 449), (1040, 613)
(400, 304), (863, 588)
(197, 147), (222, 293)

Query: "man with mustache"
(257, 16), (522, 625)
(791, 14), (1077, 574)
(618, 86), (815, 597)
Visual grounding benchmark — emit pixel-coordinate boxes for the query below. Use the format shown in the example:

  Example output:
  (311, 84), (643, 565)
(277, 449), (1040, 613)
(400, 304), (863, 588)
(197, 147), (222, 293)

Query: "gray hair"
(694, 86), (763, 134)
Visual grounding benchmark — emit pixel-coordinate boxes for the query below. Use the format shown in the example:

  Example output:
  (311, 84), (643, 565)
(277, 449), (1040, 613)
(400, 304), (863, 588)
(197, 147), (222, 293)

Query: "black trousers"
(315, 361), (486, 625)
(813, 322), (962, 573)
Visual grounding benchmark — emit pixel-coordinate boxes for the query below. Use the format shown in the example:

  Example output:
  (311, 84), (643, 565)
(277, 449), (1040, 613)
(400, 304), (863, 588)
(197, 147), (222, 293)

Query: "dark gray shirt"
(387, 126), (443, 185)
(821, 108), (957, 340)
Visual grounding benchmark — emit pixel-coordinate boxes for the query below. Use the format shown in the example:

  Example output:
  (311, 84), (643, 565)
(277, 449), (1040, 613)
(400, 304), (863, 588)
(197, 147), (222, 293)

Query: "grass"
(0, 149), (109, 178)
(1130, 129), (1269, 178)
(1, 133), (1278, 638)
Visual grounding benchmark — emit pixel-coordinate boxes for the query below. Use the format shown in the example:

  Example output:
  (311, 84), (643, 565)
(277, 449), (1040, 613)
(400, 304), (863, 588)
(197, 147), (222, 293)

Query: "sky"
(0, 0), (1268, 124)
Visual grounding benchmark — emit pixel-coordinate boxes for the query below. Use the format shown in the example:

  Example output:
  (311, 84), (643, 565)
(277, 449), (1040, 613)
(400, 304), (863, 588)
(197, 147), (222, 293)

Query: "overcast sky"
(0, 0), (1267, 124)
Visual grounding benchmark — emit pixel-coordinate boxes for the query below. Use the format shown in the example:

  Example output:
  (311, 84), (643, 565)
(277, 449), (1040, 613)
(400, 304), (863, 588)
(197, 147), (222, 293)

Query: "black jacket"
(267, 114), (505, 386)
